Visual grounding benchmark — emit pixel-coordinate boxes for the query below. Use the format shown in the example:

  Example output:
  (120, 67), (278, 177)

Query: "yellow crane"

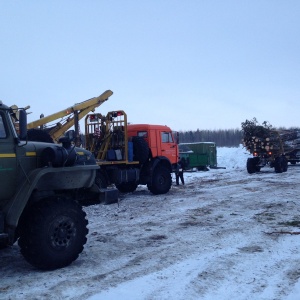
(24, 90), (113, 144)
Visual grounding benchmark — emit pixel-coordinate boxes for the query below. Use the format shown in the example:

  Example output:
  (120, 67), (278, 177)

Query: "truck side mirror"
(173, 131), (179, 144)
(19, 109), (27, 140)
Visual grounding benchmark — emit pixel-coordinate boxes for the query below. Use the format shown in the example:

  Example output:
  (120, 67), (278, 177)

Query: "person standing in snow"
(176, 157), (186, 185)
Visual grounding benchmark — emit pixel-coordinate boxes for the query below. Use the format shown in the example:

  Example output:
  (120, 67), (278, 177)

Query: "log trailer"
(242, 118), (300, 174)
(17, 90), (179, 195)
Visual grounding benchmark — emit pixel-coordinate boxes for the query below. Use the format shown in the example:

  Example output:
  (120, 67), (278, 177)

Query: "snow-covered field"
(1, 146), (300, 300)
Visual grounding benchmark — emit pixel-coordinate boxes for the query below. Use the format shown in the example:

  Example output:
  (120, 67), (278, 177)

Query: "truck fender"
(151, 156), (172, 172)
(5, 165), (99, 229)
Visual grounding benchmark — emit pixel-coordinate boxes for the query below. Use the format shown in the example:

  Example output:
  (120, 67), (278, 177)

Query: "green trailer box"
(179, 142), (217, 170)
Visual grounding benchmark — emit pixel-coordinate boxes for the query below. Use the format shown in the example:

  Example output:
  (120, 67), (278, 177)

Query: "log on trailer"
(241, 118), (300, 173)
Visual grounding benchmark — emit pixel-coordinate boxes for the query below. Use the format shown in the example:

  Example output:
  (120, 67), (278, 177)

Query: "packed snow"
(1, 145), (300, 300)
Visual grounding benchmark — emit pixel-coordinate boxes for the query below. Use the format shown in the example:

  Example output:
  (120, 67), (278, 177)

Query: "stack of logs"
(241, 118), (300, 154)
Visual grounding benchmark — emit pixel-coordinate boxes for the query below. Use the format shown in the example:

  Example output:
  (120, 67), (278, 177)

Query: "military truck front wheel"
(18, 197), (88, 270)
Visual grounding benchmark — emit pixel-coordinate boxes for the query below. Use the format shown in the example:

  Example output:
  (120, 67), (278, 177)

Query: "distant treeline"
(178, 129), (243, 147)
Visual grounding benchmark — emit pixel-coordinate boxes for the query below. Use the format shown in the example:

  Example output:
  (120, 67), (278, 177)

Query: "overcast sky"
(1, 1), (299, 131)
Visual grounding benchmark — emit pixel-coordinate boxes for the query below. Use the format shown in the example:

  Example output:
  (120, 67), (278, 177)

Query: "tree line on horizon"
(178, 128), (243, 147)
(178, 123), (300, 147)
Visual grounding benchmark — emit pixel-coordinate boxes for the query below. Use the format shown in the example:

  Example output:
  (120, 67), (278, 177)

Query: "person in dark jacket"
(176, 157), (186, 185)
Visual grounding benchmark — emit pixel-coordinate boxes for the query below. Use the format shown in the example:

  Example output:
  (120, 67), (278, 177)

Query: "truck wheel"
(116, 182), (138, 193)
(274, 157), (283, 173)
(132, 136), (149, 164)
(246, 157), (259, 174)
(27, 129), (54, 143)
(282, 156), (288, 172)
(148, 166), (172, 195)
(18, 197), (88, 270)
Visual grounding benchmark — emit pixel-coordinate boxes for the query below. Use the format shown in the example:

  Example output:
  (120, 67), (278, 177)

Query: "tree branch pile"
(241, 118), (300, 154)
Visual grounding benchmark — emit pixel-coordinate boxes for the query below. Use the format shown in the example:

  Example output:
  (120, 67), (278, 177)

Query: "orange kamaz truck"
(85, 112), (179, 195)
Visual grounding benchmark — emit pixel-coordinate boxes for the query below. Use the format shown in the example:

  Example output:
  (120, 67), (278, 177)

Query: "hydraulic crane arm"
(27, 90), (113, 142)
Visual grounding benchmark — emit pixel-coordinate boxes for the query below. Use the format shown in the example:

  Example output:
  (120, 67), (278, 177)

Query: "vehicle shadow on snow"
(0, 244), (32, 272)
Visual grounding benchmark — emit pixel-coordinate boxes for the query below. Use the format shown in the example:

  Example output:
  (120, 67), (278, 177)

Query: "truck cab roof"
(127, 124), (172, 131)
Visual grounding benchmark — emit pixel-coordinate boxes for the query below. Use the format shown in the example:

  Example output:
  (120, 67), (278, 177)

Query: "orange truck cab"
(126, 123), (179, 194)
(127, 124), (178, 165)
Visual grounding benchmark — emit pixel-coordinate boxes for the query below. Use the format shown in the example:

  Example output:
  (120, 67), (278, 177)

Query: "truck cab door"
(160, 131), (178, 164)
(0, 112), (17, 202)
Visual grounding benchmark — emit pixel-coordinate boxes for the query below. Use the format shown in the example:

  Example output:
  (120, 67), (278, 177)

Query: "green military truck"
(0, 101), (105, 270)
(179, 142), (217, 171)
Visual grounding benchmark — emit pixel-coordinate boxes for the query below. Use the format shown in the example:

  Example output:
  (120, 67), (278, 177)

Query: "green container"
(179, 142), (217, 170)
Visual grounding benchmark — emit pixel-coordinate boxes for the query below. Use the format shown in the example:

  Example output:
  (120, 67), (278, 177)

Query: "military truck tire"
(132, 136), (149, 164)
(27, 128), (54, 143)
(18, 197), (88, 270)
(116, 182), (138, 193)
(147, 166), (172, 195)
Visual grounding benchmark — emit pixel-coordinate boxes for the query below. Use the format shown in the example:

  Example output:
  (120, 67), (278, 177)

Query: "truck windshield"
(7, 111), (18, 138)
(0, 114), (7, 138)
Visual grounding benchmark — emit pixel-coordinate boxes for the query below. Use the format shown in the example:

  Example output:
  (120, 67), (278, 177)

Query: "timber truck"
(242, 118), (300, 173)
(0, 100), (109, 270)
(24, 90), (179, 195)
(85, 115), (178, 194)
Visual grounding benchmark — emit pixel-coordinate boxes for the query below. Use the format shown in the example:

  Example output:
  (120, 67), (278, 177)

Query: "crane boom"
(27, 90), (113, 142)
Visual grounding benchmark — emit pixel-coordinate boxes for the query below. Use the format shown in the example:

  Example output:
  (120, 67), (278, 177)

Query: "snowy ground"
(1, 146), (300, 300)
